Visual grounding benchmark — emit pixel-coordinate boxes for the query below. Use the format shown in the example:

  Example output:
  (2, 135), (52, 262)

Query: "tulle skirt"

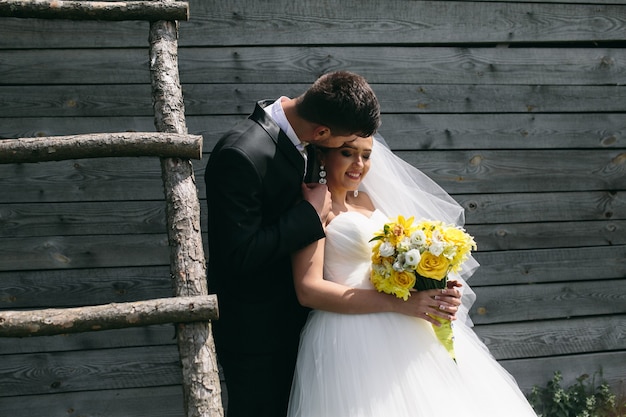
(287, 310), (537, 417)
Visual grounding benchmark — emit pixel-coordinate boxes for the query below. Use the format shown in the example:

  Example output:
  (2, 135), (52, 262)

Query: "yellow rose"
(391, 270), (416, 290)
(444, 227), (474, 249)
(416, 252), (450, 280)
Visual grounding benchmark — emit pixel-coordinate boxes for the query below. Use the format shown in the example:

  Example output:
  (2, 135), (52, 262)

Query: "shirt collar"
(263, 97), (307, 150)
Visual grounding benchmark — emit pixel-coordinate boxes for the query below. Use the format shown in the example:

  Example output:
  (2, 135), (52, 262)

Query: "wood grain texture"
(1, 0), (625, 407)
(1, 324), (176, 354)
(500, 351), (626, 394)
(474, 316), (626, 360)
(471, 245), (626, 286)
(0, 234), (170, 271)
(0, 295), (218, 337)
(0, 266), (173, 309)
(2, 191), (623, 238)
(1, 0), (625, 48)
(3, 84), (626, 117)
(469, 279), (626, 324)
(1, 150), (623, 204)
(0, 0), (189, 21)
(2, 113), (624, 153)
(0, 386), (186, 417)
(1, 47), (624, 85)
(0, 132), (203, 163)
(0, 345), (183, 396)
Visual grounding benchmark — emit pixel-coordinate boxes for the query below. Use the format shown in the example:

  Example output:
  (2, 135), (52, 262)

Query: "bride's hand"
(396, 288), (462, 326)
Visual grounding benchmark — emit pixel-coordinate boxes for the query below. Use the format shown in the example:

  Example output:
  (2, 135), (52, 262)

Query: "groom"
(204, 71), (380, 417)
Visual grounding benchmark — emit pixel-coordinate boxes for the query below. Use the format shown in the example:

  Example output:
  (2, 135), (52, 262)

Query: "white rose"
(410, 230), (426, 246)
(393, 254), (405, 271)
(379, 241), (395, 257)
(429, 241), (445, 256)
(429, 230), (445, 256)
(404, 248), (421, 268)
(397, 237), (412, 251)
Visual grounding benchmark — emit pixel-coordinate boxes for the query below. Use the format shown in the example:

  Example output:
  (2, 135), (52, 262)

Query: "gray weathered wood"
(3, 47), (625, 85)
(2, 0), (625, 48)
(1, 324), (176, 354)
(457, 191), (626, 224)
(467, 220), (626, 251)
(0, 295), (218, 337)
(500, 351), (626, 394)
(1, 246), (624, 313)
(1, 224), (624, 272)
(2, 191), (622, 238)
(475, 316), (626, 360)
(469, 279), (626, 324)
(0, 132), (202, 163)
(0, 387), (185, 417)
(1, 0), (625, 411)
(0, 234), (170, 271)
(0, 0), (189, 21)
(0, 201), (168, 237)
(472, 245), (626, 286)
(3, 84), (626, 117)
(2, 113), (624, 153)
(0, 345), (183, 396)
(0, 266), (172, 309)
(399, 149), (626, 193)
(149, 17), (224, 417)
(0, 150), (623, 204)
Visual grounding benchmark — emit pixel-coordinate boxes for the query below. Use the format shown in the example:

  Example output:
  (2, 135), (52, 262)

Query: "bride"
(287, 135), (538, 417)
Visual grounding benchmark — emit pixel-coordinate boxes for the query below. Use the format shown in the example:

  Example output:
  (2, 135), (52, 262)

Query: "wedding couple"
(204, 71), (538, 417)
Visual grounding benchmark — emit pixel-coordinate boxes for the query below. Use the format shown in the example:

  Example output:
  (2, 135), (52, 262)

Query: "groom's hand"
(301, 183), (332, 224)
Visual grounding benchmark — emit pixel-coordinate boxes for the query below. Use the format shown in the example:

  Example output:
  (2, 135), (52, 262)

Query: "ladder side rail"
(149, 17), (224, 417)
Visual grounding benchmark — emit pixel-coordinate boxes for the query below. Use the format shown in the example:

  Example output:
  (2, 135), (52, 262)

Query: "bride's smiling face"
(320, 136), (373, 194)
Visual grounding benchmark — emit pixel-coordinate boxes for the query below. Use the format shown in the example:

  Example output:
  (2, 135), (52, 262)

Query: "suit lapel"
(250, 101), (306, 177)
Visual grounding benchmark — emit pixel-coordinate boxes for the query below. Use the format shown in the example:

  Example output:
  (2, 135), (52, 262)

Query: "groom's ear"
(312, 125), (331, 141)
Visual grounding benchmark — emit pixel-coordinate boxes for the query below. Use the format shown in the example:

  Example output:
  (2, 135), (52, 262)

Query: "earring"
(318, 165), (327, 184)
(354, 190), (359, 198)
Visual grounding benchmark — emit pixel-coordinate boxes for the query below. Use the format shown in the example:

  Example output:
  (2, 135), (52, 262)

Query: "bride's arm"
(291, 240), (462, 324)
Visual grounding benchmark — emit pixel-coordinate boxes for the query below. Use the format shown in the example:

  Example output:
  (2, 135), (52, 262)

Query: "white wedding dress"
(287, 209), (538, 417)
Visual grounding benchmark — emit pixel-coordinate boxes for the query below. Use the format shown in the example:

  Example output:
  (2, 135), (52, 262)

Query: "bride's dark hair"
(296, 71), (380, 137)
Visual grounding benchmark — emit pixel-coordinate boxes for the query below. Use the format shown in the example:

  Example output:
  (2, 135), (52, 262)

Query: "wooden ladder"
(0, 1), (223, 416)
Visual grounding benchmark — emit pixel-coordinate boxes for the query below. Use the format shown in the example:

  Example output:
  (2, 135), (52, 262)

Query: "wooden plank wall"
(1, 0), (625, 415)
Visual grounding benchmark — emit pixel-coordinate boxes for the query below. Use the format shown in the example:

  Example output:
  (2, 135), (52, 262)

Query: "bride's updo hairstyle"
(296, 71), (381, 138)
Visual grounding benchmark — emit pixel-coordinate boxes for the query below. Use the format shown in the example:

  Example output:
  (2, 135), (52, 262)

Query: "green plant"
(529, 371), (625, 417)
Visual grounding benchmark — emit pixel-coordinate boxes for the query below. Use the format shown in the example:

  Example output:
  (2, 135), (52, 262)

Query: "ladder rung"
(0, 0), (189, 21)
(0, 294), (218, 337)
(0, 132), (203, 163)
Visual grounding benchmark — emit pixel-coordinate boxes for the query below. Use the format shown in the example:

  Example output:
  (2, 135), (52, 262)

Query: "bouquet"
(370, 215), (476, 360)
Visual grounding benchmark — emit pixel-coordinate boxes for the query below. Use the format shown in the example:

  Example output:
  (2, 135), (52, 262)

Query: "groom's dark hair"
(296, 71), (380, 137)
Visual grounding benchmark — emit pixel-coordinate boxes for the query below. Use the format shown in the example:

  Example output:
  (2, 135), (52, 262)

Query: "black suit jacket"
(205, 100), (325, 356)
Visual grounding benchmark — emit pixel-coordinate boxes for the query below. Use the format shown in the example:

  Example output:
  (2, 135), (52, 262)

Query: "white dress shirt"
(264, 97), (308, 175)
